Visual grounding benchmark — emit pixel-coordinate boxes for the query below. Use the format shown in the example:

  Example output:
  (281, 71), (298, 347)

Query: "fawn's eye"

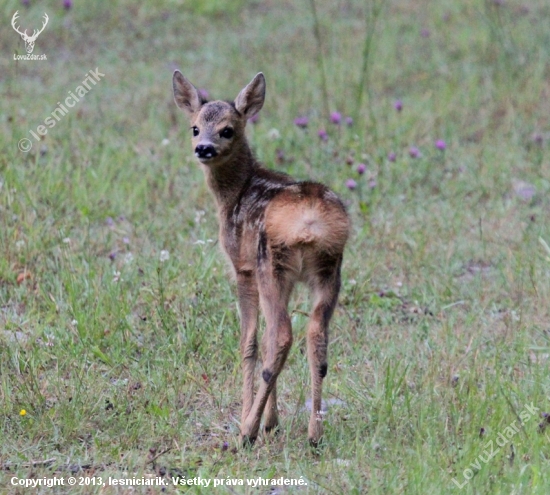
(220, 127), (234, 139)
(192, 126), (199, 137)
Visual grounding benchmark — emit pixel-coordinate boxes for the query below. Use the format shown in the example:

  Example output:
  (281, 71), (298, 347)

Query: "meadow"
(1, 0), (550, 493)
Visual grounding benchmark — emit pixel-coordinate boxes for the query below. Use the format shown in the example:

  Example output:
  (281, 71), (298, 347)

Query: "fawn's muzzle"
(195, 144), (218, 160)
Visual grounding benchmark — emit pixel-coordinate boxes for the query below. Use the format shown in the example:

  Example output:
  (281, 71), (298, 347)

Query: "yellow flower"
(20, 409), (27, 416)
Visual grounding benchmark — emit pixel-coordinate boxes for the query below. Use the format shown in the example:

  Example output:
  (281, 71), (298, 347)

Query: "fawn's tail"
(265, 182), (350, 255)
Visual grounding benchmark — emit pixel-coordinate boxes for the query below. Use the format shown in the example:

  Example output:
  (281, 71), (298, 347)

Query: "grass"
(1, 0), (550, 492)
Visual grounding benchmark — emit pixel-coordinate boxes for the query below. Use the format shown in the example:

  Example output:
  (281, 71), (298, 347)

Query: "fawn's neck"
(202, 141), (258, 212)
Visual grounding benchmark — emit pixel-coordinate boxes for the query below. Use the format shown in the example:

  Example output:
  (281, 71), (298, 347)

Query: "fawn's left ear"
(234, 73), (265, 119)
(173, 70), (201, 116)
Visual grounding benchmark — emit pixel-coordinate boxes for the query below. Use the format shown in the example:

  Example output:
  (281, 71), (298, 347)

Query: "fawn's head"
(173, 71), (265, 166)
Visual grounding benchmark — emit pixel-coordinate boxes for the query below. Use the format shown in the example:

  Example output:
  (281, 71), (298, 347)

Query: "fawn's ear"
(234, 73), (265, 119)
(173, 71), (201, 116)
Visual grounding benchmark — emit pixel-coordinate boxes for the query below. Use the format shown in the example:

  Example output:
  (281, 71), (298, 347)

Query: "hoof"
(308, 436), (325, 451)
(241, 435), (256, 448)
(264, 423), (280, 436)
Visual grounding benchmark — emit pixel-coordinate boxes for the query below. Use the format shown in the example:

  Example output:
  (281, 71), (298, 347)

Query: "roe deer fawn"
(173, 71), (350, 447)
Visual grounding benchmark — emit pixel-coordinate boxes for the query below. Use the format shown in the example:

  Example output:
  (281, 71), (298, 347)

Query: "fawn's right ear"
(173, 71), (201, 116)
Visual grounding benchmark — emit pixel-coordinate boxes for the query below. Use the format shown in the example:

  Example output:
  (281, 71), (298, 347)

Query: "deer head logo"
(11, 11), (49, 54)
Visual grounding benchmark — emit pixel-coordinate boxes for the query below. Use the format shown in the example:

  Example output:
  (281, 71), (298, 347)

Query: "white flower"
(194, 210), (206, 224)
(159, 250), (170, 262)
(267, 128), (280, 140)
(161, 138), (170, 146)
(124, 252), (134, 264)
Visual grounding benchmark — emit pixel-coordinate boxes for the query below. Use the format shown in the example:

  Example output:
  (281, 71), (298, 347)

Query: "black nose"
(195, 144), (217, 159)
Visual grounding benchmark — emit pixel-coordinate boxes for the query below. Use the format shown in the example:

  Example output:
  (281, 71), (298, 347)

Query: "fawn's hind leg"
(236, 271), (259, 428)
(240, 251), (295, 445)
(306, 253), (342, 447)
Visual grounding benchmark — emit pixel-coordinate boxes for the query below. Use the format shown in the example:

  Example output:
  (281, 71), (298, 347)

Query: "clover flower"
(409, 147), (421, 158)
(345, 179), (357, 190)
(294, 116), (309, 128)
(330, 112), (342, 125)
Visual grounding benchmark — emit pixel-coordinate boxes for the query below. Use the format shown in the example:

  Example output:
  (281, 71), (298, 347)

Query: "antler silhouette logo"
(11, 11), (49, 54)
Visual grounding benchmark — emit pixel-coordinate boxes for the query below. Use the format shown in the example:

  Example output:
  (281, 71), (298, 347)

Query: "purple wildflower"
(345, 116), (353, 126)
(21, 0), (30, 6)
(317, 129), (328, 141)
(421, 29), (430, 38)
(106, 217), (114, 227)
(248, 113), (259, 124)
(63, 0), (72, 9)
(369, 179), (377, 189)
(435, 139), (446, 150)
(198, 88), (209, 101)
(409, 147), (421, 158)
(357, 163), (366, 175)
(394, 100), (403, 112)
(346, 179), (357, 191)
(512, 180), (536, 201)
(122, 237), (130, 245)
(294, 116), (309, 128)
(330, 112), (342, 125)
(388, 152), (397, 162)
(108, 251), (117, 261)
(532, 133), (543, 145)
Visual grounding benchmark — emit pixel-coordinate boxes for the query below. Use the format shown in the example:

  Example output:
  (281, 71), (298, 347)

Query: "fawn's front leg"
(236, 271), (259, 428)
